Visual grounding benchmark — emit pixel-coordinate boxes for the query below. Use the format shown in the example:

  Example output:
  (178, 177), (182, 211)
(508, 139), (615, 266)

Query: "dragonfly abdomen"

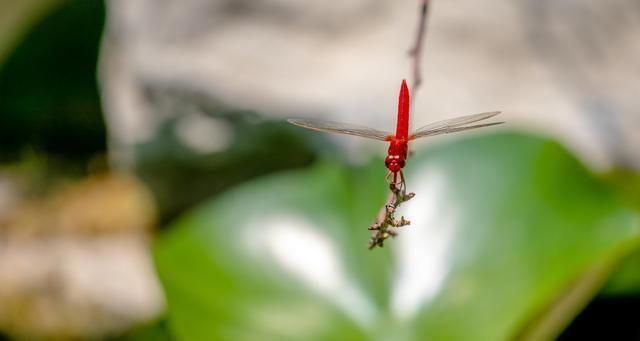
(395, 80), (410, 140)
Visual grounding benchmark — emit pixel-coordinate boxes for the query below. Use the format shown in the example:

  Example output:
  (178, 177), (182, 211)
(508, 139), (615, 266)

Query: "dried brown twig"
(368, 181), (415, 249)
(409, 0), (430, 96)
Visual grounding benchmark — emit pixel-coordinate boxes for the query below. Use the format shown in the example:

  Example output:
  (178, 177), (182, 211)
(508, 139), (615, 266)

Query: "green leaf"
(601, 248), (640, 296)
(154, 132), (640, 341)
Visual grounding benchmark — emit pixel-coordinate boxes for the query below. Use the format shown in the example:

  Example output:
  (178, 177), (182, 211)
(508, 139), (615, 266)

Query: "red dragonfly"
(288, 80), (503, 187)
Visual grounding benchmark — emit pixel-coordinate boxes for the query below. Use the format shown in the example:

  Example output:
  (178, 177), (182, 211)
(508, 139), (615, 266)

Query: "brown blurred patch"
(0, 173), (164, 340)
(1, 173), (155, 238)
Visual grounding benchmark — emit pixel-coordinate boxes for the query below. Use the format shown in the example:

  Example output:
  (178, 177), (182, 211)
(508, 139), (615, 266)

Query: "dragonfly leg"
(385, 171), (407, 192)
(385, 171), (398, 191)
(385, 171), (393, 184)
(398, 170), (406, 192)
(385, 171), (404, 191)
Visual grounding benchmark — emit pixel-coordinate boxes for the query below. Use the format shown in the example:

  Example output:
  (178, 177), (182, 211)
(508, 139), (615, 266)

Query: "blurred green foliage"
(154, 132), (640, 340)
(0, 0), (106, 163)
(603, 248), (640, 295)
(112, 320), (173, 341)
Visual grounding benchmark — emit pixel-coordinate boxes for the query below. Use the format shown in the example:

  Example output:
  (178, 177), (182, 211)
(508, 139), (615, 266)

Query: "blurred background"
(0, 0), (639, 340)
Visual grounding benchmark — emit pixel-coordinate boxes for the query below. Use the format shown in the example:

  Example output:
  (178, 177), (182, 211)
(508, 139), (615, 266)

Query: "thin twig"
(368, 181), (414, 249)
(409, 0), (430, 97)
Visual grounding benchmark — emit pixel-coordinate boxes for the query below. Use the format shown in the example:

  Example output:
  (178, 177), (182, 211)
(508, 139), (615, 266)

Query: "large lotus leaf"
(154, 132), (640, 341)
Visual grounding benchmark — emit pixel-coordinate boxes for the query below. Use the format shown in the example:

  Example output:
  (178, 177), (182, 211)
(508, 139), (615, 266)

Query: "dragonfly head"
(385, 155), (405, 173)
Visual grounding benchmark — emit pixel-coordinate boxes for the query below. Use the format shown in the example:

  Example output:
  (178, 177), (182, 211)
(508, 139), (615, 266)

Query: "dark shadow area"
(560, 296), (640, 340)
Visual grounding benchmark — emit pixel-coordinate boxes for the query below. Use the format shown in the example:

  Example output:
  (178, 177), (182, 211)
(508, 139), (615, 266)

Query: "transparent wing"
(410, 111), (503, 139)
(287, 118), (393, 141)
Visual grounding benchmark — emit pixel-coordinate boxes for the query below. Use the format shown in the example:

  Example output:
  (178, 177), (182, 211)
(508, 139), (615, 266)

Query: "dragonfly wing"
(410, 111), (503, 139)
(412, 121), (504, 139)
(287, 118), (393, 141)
